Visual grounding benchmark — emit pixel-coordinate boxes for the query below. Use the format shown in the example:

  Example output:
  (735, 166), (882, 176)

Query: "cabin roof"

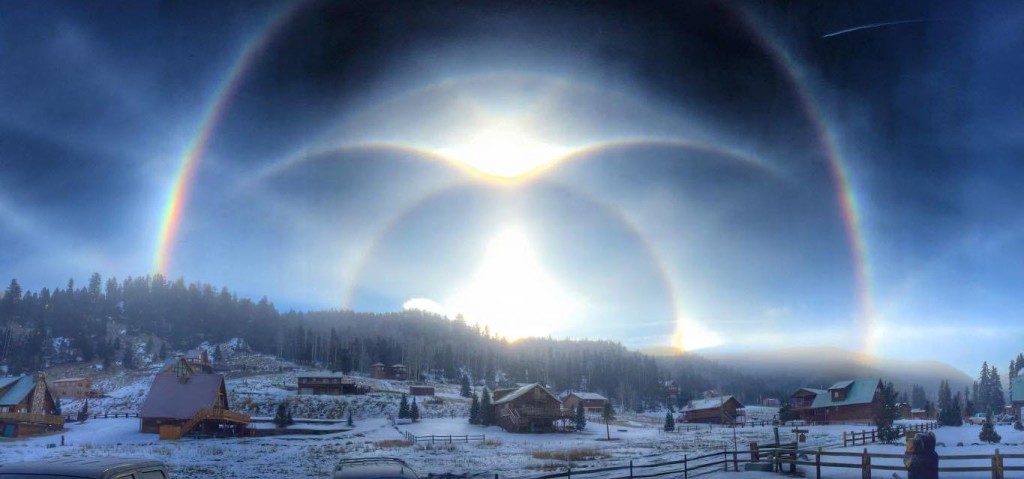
(0, 376), (36, 406)
(828, 380), (855, 390)
(681, 395), (739, 412)
(810, 378), (881, 408)
(140, 373), (225, 420)
(1012, 377), (1024, 403)
(493, 383), (560, 405)
(566, 392), (607, 401)
(296, 371), (350, 379)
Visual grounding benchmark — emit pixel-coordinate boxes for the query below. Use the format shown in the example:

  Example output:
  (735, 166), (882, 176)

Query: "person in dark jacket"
(904, 432), (939, 479)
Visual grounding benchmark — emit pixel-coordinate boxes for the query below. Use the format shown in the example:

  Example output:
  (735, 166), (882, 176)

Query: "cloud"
(402, 297), (449, 317)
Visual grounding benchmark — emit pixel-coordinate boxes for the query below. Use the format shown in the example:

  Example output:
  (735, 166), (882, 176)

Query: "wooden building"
(762, 398), (782, 407)
(789, 378), (883, 424)
(562, 392), (608, 414)
(369, 363), (408, 380)
(409, 385), (435, 396)
(1011, 376), (1024, 421)
(492, 383), (572, 433)
(297, 372), (357, 395)
(0, 372), (64, 437)
(49, 377), (93, 399)
(680, 395), (743, 424)
(139, 358), (249, 439)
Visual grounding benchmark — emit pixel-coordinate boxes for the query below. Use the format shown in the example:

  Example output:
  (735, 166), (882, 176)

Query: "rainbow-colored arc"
(732, 7), (877, 354)
(152, 2), (304, 275)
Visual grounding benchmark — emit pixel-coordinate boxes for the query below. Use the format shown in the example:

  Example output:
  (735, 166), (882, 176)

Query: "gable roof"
(567, 392), (607, 401)
(828, 380), (855, 390)
(0, 376), (21, 391)
(0, 376), (36, 406)
(493, 383), (560, 405)
(810, 378), (881, 408)
(681, 395), (740, 412)
(140, 373), (226, 420)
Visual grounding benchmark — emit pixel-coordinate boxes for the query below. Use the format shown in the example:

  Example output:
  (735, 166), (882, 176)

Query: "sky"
(1, 0), (1022, 375)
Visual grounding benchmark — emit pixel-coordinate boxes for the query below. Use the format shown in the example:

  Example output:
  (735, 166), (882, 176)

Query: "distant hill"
(694, 346), (974, 401)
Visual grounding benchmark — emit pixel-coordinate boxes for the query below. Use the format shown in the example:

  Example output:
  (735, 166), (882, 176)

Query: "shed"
(680, 395), (742, 424)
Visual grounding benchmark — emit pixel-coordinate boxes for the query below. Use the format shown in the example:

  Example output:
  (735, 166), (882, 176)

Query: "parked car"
(0, 457), (168, 479)
(335, 458), (419, 479)
(968, 413), (988, 425)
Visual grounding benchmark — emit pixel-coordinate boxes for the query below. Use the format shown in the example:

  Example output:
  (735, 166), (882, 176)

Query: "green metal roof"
(1011, 377), (1024, 402)
(810, 377), (881, 408)
(828, 380), (855, 390)
(0, 375), (35, 407)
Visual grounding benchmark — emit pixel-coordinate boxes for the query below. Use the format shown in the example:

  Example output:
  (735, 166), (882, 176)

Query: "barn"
(680, 395), (743, 424)
(790, 378), (883, 424)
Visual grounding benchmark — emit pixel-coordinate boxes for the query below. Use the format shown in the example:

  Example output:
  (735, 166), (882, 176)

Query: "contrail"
(823, 19), (937, 38)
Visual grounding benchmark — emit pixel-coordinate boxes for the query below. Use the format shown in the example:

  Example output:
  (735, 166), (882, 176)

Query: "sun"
(448, 227), (580, 340)
(440, 124), (570, 180)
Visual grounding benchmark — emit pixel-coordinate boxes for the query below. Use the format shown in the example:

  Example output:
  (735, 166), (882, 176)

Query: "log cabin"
(491, 383), (572, 433)
(0, 372), (63, 437)
(789, 378), (883, 424)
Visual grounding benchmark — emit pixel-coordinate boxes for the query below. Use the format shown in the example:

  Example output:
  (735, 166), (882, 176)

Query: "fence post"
(629, 460), (633, 478)
(751, 442), (759, 462)
(815, 448), (821, 479)
(684, 455), (688, 479)
(993, 448), (1003, 479)
(861, 448), (870, 479)
(723, 448), (728, 472)
(733, 449), (738, 472)
(843, 431), (847, 447)
(567, 467), (571, 479)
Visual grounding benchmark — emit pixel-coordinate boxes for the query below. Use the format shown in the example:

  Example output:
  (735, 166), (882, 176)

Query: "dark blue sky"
(1, 0), (1022, 374)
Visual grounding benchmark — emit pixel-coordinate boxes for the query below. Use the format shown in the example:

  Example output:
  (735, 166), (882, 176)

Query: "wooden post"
(815, 448), (821, 479)
(567, 467), (571, 479)
(993, 448), (1003, 479)
(843, 431), (847, 447)
(733, 449), (738, 472)
(751, 442), (759, 462)
(861, 448), (871, 479)
(684, 455), (688, 479)
(723, 448), (728, 472)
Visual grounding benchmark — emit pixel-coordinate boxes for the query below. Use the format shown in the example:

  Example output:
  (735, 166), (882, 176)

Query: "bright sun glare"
(447, 227), (580, 340)
(441, 125), (570, 180)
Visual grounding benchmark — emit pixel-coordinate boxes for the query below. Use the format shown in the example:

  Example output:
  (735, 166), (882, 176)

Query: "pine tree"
(937, 380), (951, 413)
(460, 374), (472, 398)
(77, 400), (89, 423)
(949, 394), (964, 426)
(602, 400), (615, 440)
(274, 402), (290, 428)
(398, 394), (410, 419)
(663, 411), (675, 431)
(874, 381), (900, 443)
(989, 366), (1005, 413)
(469, 393), (481, 424)
(979, 410), (1001, 443)
(575, 403), (587, 431)
(347, 408), (354, 427)
(410, 397), (420, 422)
(480, 389), (493, 426)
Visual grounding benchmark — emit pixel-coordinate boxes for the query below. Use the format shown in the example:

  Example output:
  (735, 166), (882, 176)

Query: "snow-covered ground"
(15, 344), (1020, 479)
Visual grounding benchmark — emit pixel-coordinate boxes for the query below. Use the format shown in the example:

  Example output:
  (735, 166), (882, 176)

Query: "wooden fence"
(524, 444), (1022, 479)
(527, 448), (743, 479)
(662, 419), (773, 433)
(769, 446), (1022, 479)
(842, 422), (939, 447)
(402, 431), (486, 444)
(64, 412), (140, 421)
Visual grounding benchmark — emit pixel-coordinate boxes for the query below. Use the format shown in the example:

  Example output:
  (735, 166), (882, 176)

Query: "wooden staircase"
(159, 408), (250, 440)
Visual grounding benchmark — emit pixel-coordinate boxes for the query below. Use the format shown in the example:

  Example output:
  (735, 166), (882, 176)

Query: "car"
(334, 458), (420, 479)
(968, 413), (988, 425)
(0, 457), (168, 479)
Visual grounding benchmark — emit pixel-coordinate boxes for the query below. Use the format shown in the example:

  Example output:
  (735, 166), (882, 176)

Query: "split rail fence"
(842, 421), (939, 447)
(524, 438), (1018, 479)
(402, 431), (486, 444)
